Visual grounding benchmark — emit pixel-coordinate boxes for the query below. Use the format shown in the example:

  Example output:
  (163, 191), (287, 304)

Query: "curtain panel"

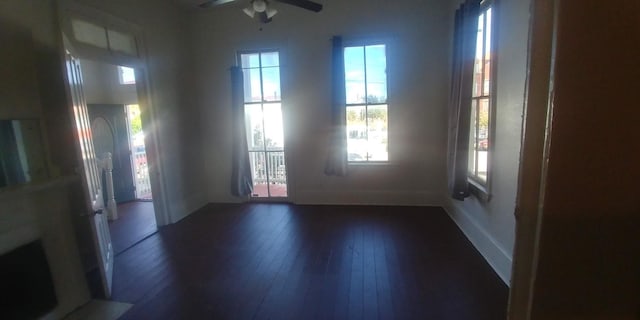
(447, 0), (481, 200)
(324, 36), (348, 176)
(230, 66), (254, 197)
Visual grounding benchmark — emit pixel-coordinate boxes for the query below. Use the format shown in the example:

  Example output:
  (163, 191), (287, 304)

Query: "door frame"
(237, 49), (292, 202)
(56, 0), (170, 226)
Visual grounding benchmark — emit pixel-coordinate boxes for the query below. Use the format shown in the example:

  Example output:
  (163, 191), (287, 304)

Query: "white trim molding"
(444, 198), (513, 285)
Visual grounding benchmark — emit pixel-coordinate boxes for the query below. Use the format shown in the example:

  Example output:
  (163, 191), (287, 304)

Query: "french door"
(239, 50), (288, 198)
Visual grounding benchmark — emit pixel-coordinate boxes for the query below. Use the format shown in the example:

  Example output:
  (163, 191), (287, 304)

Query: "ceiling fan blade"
(259, 11), (273, 23)
(273, 0), (323, 12)
(198, 0), (238, 9)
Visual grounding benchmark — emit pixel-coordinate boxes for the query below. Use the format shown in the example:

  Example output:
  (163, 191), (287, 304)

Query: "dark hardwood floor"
(112, 203), (508, 319)
(109, 201), (157, 255)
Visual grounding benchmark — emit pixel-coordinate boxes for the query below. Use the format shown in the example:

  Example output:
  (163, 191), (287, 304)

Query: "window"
(344, 43), (388, 162)
(468, 2), (494, 187)
(118, 66), (136, 84)
(239, 50), (288, 198)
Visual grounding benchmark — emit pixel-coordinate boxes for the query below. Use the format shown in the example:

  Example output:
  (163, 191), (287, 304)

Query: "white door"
(65, 51), (114, 297)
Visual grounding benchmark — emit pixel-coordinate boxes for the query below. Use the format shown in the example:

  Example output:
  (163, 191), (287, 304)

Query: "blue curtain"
(447, 0), (481, 200)
(0, 121), (27, 187)
(230, 66), (254, 196)
(324, 36), (348, 176)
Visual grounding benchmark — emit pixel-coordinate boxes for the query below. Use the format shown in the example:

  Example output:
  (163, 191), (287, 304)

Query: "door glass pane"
(346, 106), (367, 161)
(260, 52), (279, 67)
(244, 104), (264, 151)
(366, 105), (388, 161)
(344, 46), (366, 104)
(262, 103), (284, 150)
(261, 67), (281, 101)
(267, 151), (287, 197)
(249, 151), (268, 197)
(243, 68), (262, 102)
(365, 45), (387, 104)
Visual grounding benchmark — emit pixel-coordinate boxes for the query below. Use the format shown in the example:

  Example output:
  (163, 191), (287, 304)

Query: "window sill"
(348, 161), (391, 166)
(468, 179), (491, 202)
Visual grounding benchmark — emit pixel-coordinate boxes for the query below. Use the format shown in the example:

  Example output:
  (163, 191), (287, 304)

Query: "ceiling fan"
(198, 0), (323, 24)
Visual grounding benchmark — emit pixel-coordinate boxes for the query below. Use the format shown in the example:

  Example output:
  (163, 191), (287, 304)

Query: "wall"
(0, 1), (91, 317)
(192, 0), (453, 205)
(71, 0), (207, 222)
(528, 1), (640, 318)
(444, 0), (531, 284)
(80, 59), (138, 105)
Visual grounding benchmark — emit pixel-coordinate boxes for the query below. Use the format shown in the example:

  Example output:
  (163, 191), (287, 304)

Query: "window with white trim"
(344, 43), (388, 162)
(468, 2), (494, 187)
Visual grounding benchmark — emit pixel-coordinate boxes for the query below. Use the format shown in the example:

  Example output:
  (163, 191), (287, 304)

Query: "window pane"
(366, 105), (388, 161)
(262, 103), (284, 150)
(72, 19), (108, 49)
(365, 45), (387, 104)
(483, 9), (492, 95)
(118, 66), (136, 84)
(241, 53), (260, 68)
(346, 106), (367, 161)
(261, 67), (281, 101)
(107, 29), (137, 56)
(344, 46), (366, 104)
(244, 104), (264, 151)
(473, 13), (485, 98)
(468, 100), (478, 174)
(260, 52), (279, 67)
(243, 68), (262, 102)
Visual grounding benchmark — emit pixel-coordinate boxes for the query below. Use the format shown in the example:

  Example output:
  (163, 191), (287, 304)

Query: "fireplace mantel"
(0, 174), (91, 319)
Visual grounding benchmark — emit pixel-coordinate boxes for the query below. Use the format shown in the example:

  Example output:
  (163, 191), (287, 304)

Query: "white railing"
(133, 150), (152, 199)
(249, 151), (287, 185)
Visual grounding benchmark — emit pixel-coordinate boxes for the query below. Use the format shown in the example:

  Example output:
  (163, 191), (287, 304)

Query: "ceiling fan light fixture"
(243, 7), (256, 18)
(266, 7), (278, 19)
(253, 0), (267, 13)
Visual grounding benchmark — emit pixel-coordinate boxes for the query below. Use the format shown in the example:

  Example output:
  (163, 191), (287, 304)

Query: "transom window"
(344, 43), (388, 162)
(118, 66), (135, 84)
(468, 2), (494, 186)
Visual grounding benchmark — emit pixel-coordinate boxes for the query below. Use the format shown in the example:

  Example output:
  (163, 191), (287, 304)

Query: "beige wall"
(80, 59), (138, 105)
(192, 0), (453, 205)
(72, 0), (207, 222)
(445, 0), (530, 284)
(0, 1), (91, 318)
(529, 1), (640, 318)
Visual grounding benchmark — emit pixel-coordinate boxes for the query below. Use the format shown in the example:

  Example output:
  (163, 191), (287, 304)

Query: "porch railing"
(133, 150), (152, 199)
(249, 151), (286, 185)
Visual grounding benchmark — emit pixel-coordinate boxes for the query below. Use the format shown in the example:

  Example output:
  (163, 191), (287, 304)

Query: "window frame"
(237, 49), (288, 199)
(468, 0), (497, 200)
(342, 40), (390, 164)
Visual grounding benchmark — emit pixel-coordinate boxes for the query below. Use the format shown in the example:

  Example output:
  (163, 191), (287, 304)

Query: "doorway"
(239, 50), (288, 198)
(81, 60), (157, 255)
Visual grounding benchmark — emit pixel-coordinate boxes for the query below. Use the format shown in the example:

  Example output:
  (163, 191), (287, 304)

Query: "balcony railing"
(133, 150), (152, 200)
(249, 151), (286, 185)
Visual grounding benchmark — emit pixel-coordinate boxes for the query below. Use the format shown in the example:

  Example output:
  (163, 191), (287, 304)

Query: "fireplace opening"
(0, 239), (57, 319)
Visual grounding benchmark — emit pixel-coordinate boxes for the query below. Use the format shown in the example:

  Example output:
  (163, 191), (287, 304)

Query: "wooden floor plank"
(112, 203), (509, 319)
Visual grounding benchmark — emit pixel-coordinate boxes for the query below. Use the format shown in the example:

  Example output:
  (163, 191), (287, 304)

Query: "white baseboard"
(295, 189), (445, 206)
(443, 199), (513, 285)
